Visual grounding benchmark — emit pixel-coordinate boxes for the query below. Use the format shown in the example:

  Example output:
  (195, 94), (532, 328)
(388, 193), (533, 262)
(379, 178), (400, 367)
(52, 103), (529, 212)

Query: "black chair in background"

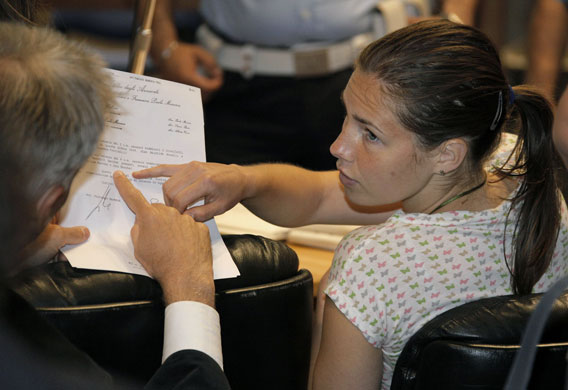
(391, 291), (568, 389)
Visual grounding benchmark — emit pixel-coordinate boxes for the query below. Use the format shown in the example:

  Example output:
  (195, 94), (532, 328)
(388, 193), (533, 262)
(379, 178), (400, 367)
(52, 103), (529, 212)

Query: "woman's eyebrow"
(353, 114), (372, 127)
(341, 89), (383, 134)
(354, 113), (383, 134)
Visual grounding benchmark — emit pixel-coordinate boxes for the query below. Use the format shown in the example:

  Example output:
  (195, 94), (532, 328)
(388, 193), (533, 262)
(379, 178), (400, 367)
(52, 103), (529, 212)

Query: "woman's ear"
(435, 138), (468, 175)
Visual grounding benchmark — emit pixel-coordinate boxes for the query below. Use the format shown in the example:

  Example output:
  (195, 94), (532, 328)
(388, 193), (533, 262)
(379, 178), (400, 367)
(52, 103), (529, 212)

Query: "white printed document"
(59, 69), (240, 280)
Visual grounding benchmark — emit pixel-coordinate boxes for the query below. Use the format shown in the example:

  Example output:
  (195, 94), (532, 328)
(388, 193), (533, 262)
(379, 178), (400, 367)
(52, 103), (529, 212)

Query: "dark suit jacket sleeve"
(145, 350), (231, 390)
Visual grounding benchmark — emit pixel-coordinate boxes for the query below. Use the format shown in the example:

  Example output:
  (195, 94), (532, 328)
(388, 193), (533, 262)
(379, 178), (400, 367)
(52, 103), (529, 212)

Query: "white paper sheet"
(59, 69), (239, 280)
(216, 203), (359, 251)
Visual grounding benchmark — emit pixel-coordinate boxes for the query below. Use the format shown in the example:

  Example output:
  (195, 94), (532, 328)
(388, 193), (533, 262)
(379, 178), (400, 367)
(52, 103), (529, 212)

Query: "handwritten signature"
(86, 185), (112, 220)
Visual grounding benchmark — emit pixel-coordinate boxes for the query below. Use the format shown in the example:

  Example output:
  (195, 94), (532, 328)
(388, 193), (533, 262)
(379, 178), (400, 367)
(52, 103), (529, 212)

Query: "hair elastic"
(508, 85), (515, 106)
(489, 90), (503, 131)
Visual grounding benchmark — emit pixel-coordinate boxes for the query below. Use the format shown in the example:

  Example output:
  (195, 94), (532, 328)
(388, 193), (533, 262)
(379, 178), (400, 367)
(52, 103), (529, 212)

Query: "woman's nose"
(330, 127), (353, 162)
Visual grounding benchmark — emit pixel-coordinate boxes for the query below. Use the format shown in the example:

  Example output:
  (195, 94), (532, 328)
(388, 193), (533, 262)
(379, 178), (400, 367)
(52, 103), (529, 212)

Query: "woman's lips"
(338, 170), (357, 187)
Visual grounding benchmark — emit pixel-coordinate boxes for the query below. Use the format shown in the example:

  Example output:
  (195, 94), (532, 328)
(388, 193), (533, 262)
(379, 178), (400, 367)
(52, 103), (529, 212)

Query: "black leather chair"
(12, 234), (313, 390)
(391, 291), (568, 389)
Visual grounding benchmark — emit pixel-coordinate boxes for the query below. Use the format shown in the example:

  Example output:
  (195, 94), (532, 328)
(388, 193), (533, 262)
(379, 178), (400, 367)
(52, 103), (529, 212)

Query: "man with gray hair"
(0, 21), (229, 389)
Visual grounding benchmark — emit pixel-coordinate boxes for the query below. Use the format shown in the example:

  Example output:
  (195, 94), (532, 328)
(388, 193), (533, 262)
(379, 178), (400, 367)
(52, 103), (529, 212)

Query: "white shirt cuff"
(162, 301), (223, 369)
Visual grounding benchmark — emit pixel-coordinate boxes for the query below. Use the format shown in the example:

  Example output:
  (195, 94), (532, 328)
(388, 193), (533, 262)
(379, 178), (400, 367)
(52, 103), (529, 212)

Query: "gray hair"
(0, 22), (114, 203)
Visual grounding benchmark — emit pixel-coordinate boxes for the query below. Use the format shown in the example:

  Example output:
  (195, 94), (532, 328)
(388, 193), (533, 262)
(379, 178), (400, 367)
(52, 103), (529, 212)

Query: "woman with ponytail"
(134, 20), (568, 390)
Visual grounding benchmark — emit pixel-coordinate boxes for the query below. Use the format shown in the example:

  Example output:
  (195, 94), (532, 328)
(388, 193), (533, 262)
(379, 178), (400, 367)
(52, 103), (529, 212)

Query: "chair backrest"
(12, 234), (313, 390)
(391, 292), (568, 390)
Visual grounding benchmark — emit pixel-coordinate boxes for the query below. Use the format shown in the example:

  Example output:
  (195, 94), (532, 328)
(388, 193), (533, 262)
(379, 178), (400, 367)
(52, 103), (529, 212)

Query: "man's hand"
(113, 170), (215, 307)
(158, 43), (223, 101)
(133, 161), (248, 222)
(15, 223), (89, 276)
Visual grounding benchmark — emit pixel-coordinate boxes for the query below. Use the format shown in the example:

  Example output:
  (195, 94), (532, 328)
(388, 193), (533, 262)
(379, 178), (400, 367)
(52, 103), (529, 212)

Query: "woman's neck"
(402, 172), (515, 214)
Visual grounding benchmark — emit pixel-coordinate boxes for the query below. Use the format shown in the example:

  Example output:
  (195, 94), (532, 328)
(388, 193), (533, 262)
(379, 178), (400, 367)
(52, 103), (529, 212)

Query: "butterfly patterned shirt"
(324, 133), (568, 389)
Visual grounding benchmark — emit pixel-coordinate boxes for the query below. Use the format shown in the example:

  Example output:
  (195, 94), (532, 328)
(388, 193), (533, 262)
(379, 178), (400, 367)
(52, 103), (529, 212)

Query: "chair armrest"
(13, 234), (299, 307)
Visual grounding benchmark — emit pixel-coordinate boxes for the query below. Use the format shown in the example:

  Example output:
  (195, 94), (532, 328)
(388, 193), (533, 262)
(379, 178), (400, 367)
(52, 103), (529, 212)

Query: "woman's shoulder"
(335, 215), (430, 256)
(338, 213), (414, 241)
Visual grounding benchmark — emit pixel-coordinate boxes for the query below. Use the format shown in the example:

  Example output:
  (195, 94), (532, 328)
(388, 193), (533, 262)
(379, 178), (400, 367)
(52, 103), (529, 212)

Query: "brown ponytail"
(499, 86), (562, 294)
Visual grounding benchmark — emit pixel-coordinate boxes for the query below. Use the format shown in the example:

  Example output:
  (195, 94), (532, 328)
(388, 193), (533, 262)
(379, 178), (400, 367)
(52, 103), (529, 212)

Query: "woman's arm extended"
(311, 297), (383, 390)
(133, 162), (396, 226)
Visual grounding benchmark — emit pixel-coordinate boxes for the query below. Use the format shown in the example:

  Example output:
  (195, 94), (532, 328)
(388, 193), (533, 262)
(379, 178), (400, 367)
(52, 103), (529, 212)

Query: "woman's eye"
(366, 129), (379, 142)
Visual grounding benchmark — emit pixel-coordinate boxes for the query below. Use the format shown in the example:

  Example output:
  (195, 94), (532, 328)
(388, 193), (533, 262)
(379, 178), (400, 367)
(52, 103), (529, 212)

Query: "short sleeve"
(324, 226), (389, 348)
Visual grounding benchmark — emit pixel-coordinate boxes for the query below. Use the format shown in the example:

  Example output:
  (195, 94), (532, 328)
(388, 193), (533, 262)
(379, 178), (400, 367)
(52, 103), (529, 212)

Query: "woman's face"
(330, 70), (438, 211)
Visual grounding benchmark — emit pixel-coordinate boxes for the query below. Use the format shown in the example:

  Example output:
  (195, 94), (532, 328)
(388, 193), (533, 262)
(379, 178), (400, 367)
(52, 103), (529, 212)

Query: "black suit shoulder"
(146, 350), (231, 390)
(0, 286), (230, 389)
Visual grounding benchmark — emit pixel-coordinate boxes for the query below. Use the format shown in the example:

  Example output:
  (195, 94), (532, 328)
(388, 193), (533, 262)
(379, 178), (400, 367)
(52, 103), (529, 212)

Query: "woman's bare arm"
(311, 297), (383, 390)
(133, 162), (396, 226)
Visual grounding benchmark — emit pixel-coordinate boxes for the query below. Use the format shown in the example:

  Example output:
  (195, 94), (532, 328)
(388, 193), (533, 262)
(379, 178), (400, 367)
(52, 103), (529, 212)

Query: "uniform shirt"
(200, 0), (381, 46)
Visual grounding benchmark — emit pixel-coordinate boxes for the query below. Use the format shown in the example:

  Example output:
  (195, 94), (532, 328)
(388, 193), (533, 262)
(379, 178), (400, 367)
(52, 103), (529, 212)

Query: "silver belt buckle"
(293, 49), (330, 77)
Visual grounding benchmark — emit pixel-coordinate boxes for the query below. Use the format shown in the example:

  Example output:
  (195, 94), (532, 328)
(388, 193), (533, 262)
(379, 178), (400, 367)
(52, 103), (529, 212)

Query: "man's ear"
(36, 185), (67, 223)
(435, 138), (468, 175)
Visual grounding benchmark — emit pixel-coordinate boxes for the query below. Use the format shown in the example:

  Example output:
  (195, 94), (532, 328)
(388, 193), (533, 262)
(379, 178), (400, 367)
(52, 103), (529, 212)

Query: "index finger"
(132, 164), (184, 179)
(113, 171), (150, 214)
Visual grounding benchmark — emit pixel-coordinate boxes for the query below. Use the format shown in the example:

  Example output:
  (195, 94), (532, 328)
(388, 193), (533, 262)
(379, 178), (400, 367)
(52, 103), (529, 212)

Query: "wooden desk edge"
(286, 242), (334, 297)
